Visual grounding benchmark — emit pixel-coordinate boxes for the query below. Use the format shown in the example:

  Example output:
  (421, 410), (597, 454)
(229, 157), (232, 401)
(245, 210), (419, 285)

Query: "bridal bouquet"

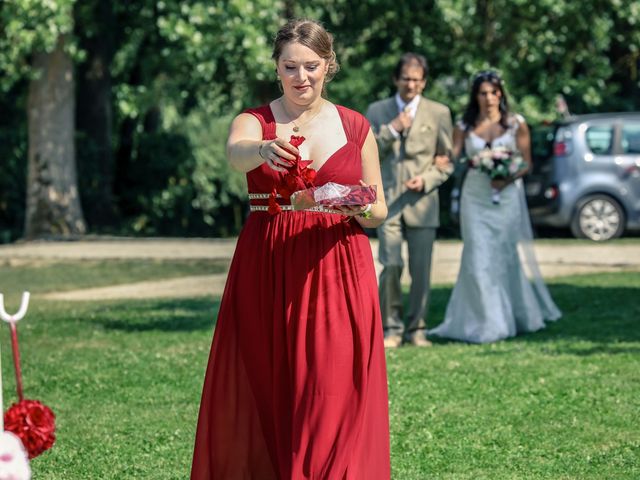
(468, 146), (525, 204)
(290, 183), (377, 210)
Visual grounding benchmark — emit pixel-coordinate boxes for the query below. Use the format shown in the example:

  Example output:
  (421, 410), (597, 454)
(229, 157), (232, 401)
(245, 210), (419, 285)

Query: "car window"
(621, 123), (640, 154)
(585, 125), (613, 154)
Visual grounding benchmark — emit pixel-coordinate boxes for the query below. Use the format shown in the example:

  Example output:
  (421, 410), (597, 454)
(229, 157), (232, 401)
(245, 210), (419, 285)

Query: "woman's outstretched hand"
(259, 138), (299, 172)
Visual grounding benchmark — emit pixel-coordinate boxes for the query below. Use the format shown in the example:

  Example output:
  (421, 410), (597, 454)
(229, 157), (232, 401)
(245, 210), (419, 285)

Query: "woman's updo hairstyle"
(272, 19), (340, 83)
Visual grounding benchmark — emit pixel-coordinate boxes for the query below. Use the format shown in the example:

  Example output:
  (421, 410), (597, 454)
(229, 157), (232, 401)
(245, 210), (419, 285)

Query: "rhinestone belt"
(248, 193), (341, 214)
(248, 193), (280, 199)
(249, 205), (342, 213)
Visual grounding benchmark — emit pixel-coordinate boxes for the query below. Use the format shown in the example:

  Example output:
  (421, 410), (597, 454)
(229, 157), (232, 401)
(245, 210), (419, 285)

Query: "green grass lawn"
(0, 261), (638, 479)
(0, 258), (228, 297)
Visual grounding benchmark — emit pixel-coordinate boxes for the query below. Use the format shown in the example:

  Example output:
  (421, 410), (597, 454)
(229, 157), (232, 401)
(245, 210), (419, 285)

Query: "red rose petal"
(289, 135), (306, 147)
(268, 135), (316, 207)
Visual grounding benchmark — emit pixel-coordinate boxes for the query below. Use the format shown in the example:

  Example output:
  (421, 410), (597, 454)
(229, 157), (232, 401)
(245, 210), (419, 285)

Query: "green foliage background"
(0, 0), (638, 239)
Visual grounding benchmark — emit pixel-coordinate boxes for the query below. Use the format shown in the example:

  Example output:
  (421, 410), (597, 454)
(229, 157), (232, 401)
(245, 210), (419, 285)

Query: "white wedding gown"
(431, 118), (561, 343)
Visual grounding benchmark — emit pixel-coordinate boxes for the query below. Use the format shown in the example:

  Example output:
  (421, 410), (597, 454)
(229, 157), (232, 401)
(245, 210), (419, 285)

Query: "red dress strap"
(244, 105), (277, 140)
(336, 105), (371, 149)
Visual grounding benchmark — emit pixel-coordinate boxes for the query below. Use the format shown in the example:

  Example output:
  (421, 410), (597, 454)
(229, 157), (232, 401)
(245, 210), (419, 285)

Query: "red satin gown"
(191, 104), (390, 480)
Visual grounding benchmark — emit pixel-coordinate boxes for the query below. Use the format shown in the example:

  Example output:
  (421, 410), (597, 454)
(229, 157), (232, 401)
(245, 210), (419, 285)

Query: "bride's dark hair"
(461, 70), (510, 131)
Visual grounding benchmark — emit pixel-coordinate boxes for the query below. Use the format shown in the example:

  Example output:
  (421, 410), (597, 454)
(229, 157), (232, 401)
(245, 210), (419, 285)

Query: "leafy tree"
(299, 0), (455, 111)
(106, 0), (287, 234)
(305, 0), (640, 120)
(1, 0), (638, 239)
(1, 0), (85, 238)
(74, 0), (117, 228)
(0, 86), (28, 243)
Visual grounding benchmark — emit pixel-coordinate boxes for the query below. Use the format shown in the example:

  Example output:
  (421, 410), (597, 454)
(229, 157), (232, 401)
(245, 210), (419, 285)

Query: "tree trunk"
(76, 0), (116, 228)
(284, 0), (296, 18)
(476, 0), (497, 64)
(25, 36), (86, 239)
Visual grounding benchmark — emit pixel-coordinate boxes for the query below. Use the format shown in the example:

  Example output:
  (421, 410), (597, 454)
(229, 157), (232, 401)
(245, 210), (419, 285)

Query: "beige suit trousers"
(378, 218), (435, 339)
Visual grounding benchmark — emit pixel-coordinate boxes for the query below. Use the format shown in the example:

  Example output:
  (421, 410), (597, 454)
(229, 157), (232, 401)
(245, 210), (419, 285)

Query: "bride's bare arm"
(452, 126), (465, 161)
(514, 119), (533, 177)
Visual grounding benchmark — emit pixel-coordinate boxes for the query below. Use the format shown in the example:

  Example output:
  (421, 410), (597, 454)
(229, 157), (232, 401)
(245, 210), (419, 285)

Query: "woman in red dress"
(191, 19), (390, 479)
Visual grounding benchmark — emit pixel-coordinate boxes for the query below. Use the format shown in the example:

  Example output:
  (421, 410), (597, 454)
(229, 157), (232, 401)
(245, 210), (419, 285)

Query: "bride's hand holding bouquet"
(467, 145), (526, 203)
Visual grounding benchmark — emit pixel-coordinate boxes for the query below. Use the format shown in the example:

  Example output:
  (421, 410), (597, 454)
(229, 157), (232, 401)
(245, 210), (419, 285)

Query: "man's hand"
(405, 176), (425, 192)
(434, 155), (451, 172)
(389, 110), (413, 134)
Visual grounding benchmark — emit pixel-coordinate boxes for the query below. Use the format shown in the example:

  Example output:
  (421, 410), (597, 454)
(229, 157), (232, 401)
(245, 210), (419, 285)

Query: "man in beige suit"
(365, 52), (453, 348)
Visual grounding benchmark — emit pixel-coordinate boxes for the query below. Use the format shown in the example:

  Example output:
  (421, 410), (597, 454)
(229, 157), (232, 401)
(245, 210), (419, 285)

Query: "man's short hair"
(393, 53), (429, 80)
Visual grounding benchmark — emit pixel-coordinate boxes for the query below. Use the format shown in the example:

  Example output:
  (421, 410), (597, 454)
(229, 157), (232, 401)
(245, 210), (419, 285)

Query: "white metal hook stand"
(0, 292), (31, 431)
(0, 293), (30, 325)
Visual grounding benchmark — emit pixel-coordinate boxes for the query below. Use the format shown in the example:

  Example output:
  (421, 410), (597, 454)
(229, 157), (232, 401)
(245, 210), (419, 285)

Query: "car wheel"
(570, 194), (625, 241)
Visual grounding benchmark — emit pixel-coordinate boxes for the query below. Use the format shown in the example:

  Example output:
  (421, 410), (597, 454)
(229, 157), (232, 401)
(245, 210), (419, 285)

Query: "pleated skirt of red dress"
(191, 211), (390, 479)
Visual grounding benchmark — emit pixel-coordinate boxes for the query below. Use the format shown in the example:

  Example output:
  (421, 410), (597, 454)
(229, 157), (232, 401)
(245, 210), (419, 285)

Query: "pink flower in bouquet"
(480, 152), (495, 170)
(468, 155), (480, 168)
(491, 146), (512, 160)
(0, 431), (30, 480)
(468, 146), (525, 204)
(4, 400), (55, 459)
(508, 160), (521, 174)
(470, 146), (523, 179)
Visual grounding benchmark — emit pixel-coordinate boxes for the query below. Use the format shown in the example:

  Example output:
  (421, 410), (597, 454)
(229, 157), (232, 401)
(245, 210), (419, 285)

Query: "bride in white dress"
(430, 71), (561, 344)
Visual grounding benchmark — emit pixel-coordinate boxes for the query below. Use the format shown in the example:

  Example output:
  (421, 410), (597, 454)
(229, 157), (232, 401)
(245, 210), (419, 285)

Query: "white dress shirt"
(388, 93), (420, 138)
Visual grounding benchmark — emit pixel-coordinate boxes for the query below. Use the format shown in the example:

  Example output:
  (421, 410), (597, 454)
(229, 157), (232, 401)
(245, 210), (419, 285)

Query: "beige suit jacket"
(366, 96), (453, 227)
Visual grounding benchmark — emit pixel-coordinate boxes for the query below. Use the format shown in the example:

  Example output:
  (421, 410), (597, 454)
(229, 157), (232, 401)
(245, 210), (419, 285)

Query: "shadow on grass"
(91, 297), (221, 332)
(425, 281), (640, 353)
(91, 274), (638, 348)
